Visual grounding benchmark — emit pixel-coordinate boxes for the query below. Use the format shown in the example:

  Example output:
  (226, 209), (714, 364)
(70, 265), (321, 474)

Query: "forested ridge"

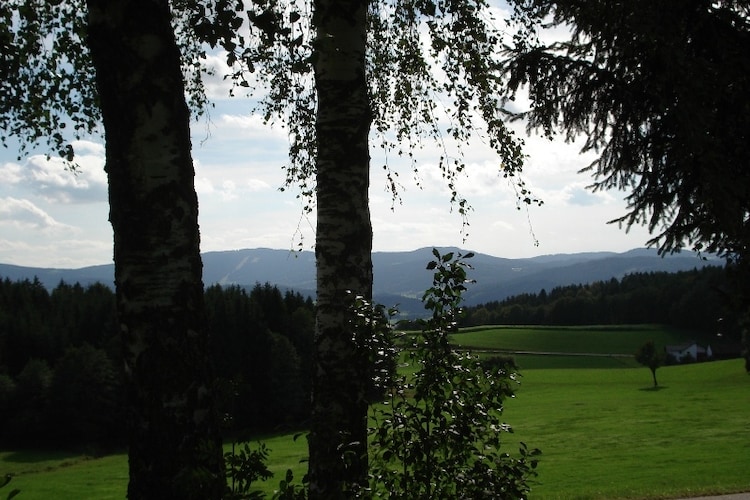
(0, 265), (738, 451)
(459, 266), (737, 335)
(0, 278), (314, 449)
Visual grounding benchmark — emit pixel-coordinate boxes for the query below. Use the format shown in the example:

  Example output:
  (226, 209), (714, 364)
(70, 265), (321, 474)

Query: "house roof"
(665, 341), (698, 351)
(665, 342), (709, 357)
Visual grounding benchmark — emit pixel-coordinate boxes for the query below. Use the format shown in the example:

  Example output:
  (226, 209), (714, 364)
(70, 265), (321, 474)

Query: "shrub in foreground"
(366, 249), (540, 499)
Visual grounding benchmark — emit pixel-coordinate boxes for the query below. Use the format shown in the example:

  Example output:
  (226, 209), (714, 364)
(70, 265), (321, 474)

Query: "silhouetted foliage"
(368, 250), (540, 498)
(47, 344), (122, 447)
(503, 0), (750, 369)
(224, 441), (273, 499)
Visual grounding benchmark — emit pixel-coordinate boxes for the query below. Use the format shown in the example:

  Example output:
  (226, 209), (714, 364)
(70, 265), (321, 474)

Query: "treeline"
(459, 266), (739, 335)
(0, 278), (314, 449)
(1, 266), (739, 450)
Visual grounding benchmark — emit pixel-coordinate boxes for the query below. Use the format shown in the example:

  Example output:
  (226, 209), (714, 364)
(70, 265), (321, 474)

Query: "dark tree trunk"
(308, 0), (372, 497)
(86, 1), (225, 498)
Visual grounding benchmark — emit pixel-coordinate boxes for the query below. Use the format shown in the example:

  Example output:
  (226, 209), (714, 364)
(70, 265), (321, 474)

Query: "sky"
(0, 7), (656, 270)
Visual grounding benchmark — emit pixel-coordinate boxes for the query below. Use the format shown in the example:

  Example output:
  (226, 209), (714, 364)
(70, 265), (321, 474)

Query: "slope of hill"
(0, 247), (722, 317)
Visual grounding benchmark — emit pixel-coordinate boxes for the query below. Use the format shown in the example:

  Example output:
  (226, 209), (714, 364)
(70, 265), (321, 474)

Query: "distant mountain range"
(0, 247), (723, 318)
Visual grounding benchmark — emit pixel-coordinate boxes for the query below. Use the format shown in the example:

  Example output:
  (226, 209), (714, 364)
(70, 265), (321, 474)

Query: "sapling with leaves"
(367, 249), (540, 499)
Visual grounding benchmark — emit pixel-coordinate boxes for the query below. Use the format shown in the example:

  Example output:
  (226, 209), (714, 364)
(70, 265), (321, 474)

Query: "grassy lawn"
(2, 325), (748, 499)
(506, 359), (750, 499)
(239, 433), (308, 493)
(0, 451), (127, 499)
(1, 437), (309, 500)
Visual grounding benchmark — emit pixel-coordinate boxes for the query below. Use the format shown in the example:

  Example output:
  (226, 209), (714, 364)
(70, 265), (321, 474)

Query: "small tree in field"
(635, 341), (664, 388)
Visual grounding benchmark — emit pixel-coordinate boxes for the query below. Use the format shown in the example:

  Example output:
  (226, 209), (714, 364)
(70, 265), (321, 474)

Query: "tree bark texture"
(308, 0), (373, 497)
(86, 1), (225, 498)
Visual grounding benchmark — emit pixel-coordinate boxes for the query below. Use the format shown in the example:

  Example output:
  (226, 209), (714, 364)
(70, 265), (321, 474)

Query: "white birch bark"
(86, 1), (224, 497)
(308, 0), (373, 497)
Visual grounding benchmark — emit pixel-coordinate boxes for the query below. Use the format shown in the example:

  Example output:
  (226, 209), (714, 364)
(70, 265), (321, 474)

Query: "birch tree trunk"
(86, 1), (225, 498)
(308, 0), (372, 497)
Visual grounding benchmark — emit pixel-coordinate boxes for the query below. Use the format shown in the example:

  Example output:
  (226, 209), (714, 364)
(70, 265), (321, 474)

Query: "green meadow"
(2, 325), (748, 499)
(509, 360), (749, 499)
(1, 437), (308, 500)
(453, 324), (712, 369)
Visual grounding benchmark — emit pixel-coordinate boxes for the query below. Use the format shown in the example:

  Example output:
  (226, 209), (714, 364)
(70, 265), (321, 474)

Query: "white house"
(665, 341), (710, 362)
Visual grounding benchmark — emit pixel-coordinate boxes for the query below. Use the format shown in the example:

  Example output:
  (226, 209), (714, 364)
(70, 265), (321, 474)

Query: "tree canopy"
(191, 2), (544, 494)
(635, 340), (664, 388)
(0, 0), (214, 161)
(193, 0), (542, 218)
(3, 0), (546, 495)
(503, 0), (750, 259)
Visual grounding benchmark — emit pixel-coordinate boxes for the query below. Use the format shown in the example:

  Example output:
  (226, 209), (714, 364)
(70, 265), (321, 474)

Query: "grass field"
(2, 325), (748, 499)
(507, 360), (750, 499)
(0, 451), (127, 499)
(453, 324), (709, 370)
(0, 437), (309, 500)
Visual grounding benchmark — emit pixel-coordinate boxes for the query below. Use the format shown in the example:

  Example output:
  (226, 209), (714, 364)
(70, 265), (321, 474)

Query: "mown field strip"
(452, 324), (701, 355)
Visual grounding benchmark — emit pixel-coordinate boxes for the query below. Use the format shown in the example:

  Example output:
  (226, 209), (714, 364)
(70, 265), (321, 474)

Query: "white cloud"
(0, 162), (24, 184)
(201, 54), (236, 100)
(219, 113), (266, 131)
(220, 180), (238, 201)
(27, 159), (101, 203)
(490, 219), (516, 232)
(0, 145), (107, 204)
(0, 197), (74, 231)
(71, 139), (105, 157)
(561, 183), (614, 206)
(194, 175), (215, 195)
(193, 174), (272, 201)
(246, 178), (271, 192)
(199, 53), (267, 102)
(0, 236), (112, 269)
(213, 113), (288, 142)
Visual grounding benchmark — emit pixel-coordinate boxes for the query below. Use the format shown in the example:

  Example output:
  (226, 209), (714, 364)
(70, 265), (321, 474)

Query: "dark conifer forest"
(0, 265), (737, 450)
(0, 279), (314, 449)
(458, 266), (736, 334)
